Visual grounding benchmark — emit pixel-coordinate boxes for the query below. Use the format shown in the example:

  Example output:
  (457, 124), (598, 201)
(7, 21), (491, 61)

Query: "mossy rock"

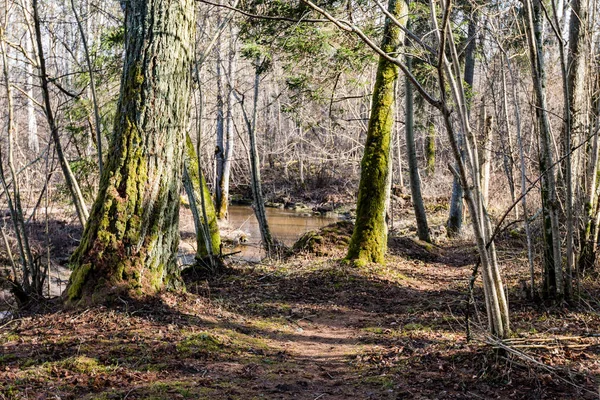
(293, 221), (354, 256)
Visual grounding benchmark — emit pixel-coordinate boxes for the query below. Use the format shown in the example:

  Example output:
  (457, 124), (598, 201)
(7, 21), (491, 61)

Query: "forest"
(1, 0), (600, 398)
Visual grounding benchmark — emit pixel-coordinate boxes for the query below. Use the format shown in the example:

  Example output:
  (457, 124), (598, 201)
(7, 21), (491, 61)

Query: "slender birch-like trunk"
(523, 0), (563, 300)
(32, 0), (89, 227)
(446, 8), (476, 236)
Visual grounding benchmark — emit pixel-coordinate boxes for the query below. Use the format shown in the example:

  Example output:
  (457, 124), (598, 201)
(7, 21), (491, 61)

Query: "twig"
(0, 318), (20, 331)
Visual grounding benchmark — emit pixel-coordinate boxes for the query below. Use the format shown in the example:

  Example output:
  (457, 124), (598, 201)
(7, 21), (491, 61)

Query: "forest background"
(1, 0), (600, 398)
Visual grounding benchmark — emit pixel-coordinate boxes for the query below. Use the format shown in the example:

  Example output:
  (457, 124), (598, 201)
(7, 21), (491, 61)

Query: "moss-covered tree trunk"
(347, 0), (406, 265)
(66, 0), (195, 302)
(183, 134), (221, 260)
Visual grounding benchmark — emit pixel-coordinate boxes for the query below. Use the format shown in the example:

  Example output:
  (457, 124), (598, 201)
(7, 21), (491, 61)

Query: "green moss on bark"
(66, 263), (91, 301)
(184, 134), (221, 258)
(346, 0), (406, 266)
(66, 0), (195, 304)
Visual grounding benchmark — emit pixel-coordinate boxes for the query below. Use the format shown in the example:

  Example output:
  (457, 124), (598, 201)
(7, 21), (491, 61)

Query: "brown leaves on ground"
(1, 237), (600, 399)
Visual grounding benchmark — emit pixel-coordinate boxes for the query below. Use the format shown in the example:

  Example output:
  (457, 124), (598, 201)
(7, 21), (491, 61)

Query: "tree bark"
(219, 26), (238, 221)
(523, 0), (563, 300)
(347, 0), (407, 265)
(480, 111), (493, 207)
(25, 27), (39, 154)
(446, 8), (476, 237)
(215, 29), (227, 219)
(66, 0), (195, 302)
(405, 54), (431, 242)
(500, 67), (518, 218)
(425, 114), (435, 176)
(565, 0), (594, 272)
(183, 134), (221, 261)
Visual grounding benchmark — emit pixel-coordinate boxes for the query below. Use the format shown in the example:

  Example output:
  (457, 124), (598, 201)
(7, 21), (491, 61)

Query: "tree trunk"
(219, 26), (238, 221)
(566, 0), (594, 272)
(347, 0), (406, 265)
(580, 102), (600, 271)
(523, 0), (563, 300)
(215, 30), (227, 220)
(395, 124), (404, 191)
(480, 111), (493, 207)
(431, 0), (509, 337)
(500, 67), (518, 218)
(25, 28), (39, 154)
(0, 31), (36, 294)
(66, 0), (195, 302)
(504, 52), (536, 299)
(245, 57), (274, 253)
(183, 134), (221, 261)
(33, 0), (89, 227)
(446, 9), (476, 237)
(425, 114), (435, 176)
(405, 54), (431, 242)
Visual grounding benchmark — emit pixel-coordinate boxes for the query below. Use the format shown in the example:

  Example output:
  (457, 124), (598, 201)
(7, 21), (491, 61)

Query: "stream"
(0, 205), (338, 302)
(221, 205), (338, 261)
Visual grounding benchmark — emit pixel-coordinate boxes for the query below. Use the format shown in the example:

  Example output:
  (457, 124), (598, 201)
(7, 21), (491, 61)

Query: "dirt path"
(1, 237), (599, 399)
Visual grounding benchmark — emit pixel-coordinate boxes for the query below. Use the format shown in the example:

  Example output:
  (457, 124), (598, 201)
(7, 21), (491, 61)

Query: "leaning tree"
(66, 0), (195, 302)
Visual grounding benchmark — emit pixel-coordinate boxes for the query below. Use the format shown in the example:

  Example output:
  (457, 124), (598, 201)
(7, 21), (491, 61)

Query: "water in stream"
(225, 205), (338, 261)
(0, 206), (338, 302)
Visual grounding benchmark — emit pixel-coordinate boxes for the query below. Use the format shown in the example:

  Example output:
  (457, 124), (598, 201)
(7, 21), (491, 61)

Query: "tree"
(566, 0), (595, 272)
(424, 114), (436, 176)
(183, 134), (221, 264)
(33, 0), (89, 227)
(214, 25), (238, 221)
(237, 52), (275, 253)
(0, 17), (38, 298)
(66, 0), (195, 302)
(346, 0), (407, 265)
(446, 4), (477, 237)
(522, 0), (564, 300)
(405, 39), (431, 243)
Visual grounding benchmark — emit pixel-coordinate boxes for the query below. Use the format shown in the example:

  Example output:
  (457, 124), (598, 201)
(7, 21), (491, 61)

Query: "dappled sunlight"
(2, 241), (600, 398)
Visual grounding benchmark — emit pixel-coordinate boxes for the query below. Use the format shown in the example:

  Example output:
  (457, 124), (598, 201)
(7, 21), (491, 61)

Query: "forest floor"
(2, 217), (600, 400)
